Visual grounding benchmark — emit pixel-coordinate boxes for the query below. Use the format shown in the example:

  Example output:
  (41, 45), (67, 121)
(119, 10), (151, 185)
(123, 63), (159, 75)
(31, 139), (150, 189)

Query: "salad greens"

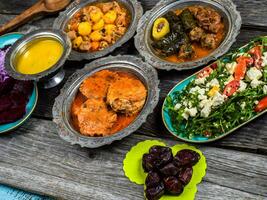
(164, 37), (267, 139)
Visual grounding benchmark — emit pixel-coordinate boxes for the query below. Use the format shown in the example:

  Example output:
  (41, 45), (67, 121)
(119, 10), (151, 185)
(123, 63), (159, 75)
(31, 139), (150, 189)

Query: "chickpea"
(73, 36), (83, 48)
(93, 19), (105, 31)
(104, 24), (116, 35)
(90, 9), (104, 23)
(78, 22), (92, 36)
(103, 10), (117, 24)
(90, 31), (102, 42)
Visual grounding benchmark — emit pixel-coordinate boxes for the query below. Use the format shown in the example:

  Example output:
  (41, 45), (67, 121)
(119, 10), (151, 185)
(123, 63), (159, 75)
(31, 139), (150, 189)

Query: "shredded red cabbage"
(0, 45), (11, 83)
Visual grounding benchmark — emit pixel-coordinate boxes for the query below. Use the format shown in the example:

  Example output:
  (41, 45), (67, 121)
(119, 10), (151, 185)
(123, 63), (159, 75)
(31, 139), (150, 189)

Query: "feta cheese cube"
(189, 86), (201, 94)
(184, 107), (198, 117)
(212, 91), (225, 107)
(207, 78), (219, 87)
(195, 77), (206, 85)
(198, 94), (208, 101)
(240, 102), (246, 109)
(198, 88), (206, 95)
(174, 103), (182, 111)
(225, 62), (237, 74)
(251, 79), (263, 88)
(246, 67), (262, 81)
(201, 104), (211, 118)
(238, 80), (247, 92)
(261, 52), (267, 67)
(199, 99), (210, 108)
(182, 112), (189, 120)
(183, 101), (188, 106)
(263, 85), (267, 94)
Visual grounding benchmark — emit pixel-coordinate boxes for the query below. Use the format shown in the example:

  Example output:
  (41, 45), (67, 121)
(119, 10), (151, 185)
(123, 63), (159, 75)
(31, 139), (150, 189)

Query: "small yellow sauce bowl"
(5, 29), (71, 88)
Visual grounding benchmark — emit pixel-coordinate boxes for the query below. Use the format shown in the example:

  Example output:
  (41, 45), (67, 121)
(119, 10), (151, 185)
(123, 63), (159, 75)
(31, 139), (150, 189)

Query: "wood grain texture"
(0, 118), (266, 200)
(1, 0), (267, 27)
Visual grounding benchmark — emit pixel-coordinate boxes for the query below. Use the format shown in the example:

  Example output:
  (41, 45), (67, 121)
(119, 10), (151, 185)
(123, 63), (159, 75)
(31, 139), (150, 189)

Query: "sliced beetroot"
(0, 95), (12, 112)
(0, 105), (26, 124)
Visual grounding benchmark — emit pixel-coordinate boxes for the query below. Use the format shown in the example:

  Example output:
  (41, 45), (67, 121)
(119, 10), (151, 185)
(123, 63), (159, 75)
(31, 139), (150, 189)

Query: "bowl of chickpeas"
(53, 0), (143, 61)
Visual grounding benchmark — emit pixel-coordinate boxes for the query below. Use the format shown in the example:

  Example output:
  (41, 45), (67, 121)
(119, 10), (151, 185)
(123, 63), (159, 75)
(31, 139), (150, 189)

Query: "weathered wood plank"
(0, 118), (266, 199)
(1, 0), (267, 27)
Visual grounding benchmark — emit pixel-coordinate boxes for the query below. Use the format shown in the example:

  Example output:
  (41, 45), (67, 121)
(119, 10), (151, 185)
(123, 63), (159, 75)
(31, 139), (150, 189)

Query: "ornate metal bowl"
(135, 0), (241, 71)
(53, 0), (143, 61)
(4, 29), (71, 88)
(52, 55), (159, 148)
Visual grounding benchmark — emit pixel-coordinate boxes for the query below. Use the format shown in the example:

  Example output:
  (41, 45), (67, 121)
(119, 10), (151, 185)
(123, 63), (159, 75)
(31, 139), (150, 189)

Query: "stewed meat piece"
(107, 75), (147, 115)
(77, 99), (117, 136)
(189, 26), (205, 41)
(189, 6), (222, 33)
(201, 34), (217, 49)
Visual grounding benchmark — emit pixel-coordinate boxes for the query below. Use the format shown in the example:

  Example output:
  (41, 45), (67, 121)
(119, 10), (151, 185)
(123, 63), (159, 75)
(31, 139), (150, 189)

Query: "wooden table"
(0, 0), (267, 199)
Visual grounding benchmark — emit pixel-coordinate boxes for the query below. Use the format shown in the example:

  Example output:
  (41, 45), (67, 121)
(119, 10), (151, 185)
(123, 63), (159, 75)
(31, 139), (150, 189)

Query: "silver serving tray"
(135, 0), (241, 71)
(53, 0), (143, 61)
(52, 55), (160, 148)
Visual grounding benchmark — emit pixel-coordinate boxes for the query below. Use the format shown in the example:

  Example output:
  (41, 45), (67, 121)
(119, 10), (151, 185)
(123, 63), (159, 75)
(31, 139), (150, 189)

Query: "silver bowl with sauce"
(52, 55), (159, 148)
(53, 0), (143, 61)
(5, 29), (71, 88)
(135, 0), (241, 71)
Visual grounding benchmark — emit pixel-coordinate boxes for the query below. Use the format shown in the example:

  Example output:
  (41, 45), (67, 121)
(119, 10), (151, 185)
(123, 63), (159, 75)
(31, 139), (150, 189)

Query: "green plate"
(0, 33), (38, 134)
(162, 36), (267, 143)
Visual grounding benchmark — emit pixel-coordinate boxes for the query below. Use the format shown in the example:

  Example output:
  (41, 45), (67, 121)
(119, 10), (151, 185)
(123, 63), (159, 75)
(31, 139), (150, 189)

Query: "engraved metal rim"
(52, 55), (160, 148)
(5, 29), (72, 81)
(53, 0), (143, 61)
(134, 0), (242, 71)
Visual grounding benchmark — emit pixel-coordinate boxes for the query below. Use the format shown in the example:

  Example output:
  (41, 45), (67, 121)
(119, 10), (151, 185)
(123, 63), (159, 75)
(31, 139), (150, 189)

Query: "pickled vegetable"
(152, 18), (170, 40)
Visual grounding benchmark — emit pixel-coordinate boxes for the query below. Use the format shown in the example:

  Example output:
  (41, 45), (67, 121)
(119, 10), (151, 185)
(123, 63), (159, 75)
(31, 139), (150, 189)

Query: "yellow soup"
(16, 38), (63, 74)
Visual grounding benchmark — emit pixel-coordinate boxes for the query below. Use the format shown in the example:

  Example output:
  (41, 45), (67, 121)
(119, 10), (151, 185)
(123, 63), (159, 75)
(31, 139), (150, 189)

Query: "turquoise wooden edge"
(0, 185), (50, 200)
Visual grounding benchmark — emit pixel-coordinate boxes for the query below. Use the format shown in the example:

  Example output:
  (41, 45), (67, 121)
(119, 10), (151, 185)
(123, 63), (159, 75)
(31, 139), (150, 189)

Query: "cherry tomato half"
(249, 45), (263, 68)
(234, 56), (253, 81)
(255, 96), (267, 112)
(197, 67), (213, 79)
(223, 80), (240, 97)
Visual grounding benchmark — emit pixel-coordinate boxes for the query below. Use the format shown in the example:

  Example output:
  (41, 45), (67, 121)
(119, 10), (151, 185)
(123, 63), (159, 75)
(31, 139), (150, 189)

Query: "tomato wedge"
(249, 45), (262, 68)
(255, 96), (267, 112)
(197, 67), (213, 78)
(223, 80), (240, 97)
(234, 56), (253, 81)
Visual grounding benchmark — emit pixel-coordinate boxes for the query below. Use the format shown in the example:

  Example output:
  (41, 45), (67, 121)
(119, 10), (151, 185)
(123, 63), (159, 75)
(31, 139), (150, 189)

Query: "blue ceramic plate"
(162, 36), (267, 143)
(0, 33), (38, 134)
